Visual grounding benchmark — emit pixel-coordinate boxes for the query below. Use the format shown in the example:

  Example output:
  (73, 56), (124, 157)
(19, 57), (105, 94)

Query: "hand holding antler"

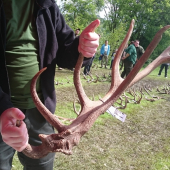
(78, 19), (100, 58)
(0, 108), (28, 152)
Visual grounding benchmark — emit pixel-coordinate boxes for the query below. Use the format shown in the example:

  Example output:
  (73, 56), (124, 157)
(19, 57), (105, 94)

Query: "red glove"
(0, 108), (28, 152)
(78, 19), (100, 58)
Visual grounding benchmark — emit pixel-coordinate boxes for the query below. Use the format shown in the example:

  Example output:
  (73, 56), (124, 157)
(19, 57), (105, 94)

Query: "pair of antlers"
(21, 20), (170, 159)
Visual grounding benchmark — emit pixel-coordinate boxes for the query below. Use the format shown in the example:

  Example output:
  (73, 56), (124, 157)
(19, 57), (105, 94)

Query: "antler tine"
(73, 21), (100, 106)
(73, 99), (81, 116)
(112, 20), (134, 84)
(31, 67), (66, 133)
(128, 26), (170, 87)
(74, 53), (92, 106)
(102, 19), (135, 101)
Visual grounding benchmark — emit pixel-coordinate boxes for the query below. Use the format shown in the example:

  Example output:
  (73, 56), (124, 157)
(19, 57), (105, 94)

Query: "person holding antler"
(0, 0), (99, 169)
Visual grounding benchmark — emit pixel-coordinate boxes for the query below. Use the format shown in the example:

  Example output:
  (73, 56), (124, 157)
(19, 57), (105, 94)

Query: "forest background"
(56, 0), (170, 64)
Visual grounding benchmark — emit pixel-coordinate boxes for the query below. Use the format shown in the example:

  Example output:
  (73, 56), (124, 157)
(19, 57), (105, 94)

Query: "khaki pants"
(101, 54), (108, 68)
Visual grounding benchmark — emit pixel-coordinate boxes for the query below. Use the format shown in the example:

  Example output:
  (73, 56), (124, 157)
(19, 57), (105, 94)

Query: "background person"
(134, 40), (145, 62)
(121, 41), (137, 78)
(158, 63), (169, 78)
(110, 49), (118, 69)
(84, 55), (96, 75)
(100, 40), (110, 68)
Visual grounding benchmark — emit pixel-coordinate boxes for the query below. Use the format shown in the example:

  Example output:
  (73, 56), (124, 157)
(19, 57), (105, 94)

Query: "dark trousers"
(121, 60), (133, 78)
(110, 59), (113, 69)
(84, 56), (95, 75)
(0, 107), (55, 170)
(158, 64), (169, 77)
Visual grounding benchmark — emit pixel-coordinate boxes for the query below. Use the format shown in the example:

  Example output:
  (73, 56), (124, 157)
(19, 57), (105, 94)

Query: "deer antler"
(20, 20), (170, 159)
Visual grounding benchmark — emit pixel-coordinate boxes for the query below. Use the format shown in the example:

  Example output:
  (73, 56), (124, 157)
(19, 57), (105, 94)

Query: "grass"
(12, 62), (170, 170)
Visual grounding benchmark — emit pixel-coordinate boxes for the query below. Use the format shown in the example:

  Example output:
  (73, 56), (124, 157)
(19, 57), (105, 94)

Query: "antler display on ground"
(20, 20), (170, 159)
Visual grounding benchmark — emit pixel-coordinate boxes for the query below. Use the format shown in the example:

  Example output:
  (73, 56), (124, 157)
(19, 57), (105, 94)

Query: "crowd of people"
(57, 35), (169, 79)
(121, 40), (145, 78)
(97, 39), (145, 78)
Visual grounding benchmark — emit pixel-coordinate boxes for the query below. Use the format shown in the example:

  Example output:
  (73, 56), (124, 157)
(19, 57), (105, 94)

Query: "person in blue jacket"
(100, 40), (110, 68)
(0, 0), (100, 169)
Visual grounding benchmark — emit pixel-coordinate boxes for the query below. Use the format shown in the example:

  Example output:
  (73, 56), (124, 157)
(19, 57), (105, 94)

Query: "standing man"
(158, 63), (169, 78)
(100, 40), (110, 68)
(83, 55), (95, 75)
(0, 0), (99, 169)
(134, 40), (145, 62)
(121, 41), (137, 78)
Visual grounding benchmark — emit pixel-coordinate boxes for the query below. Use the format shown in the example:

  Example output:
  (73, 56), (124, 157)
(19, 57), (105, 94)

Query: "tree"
(60, 0), (104, 30)
(101, 0), (170, 61)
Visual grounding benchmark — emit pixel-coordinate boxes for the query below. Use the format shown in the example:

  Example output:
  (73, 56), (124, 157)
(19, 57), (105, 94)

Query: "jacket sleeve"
(0, 87), (13, 116)
(140, 46), (145, 55)
(54, 5), (90, 68)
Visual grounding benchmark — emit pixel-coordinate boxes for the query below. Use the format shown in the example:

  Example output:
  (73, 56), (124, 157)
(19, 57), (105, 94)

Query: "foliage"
(101, 0), (170, 61)
(59, 0), (103, 30)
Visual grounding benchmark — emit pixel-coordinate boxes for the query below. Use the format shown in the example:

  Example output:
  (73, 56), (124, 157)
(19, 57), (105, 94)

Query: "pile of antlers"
(72, 84), (168, 112)
(20, 20), (170, 159)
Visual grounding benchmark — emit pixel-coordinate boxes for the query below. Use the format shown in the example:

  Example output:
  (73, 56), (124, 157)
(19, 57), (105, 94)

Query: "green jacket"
(125, 44), (137, 64)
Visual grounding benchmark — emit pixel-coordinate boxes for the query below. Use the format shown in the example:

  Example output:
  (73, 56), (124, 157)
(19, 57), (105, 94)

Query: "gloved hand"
(0, 108), (28, 152)
(78, 19), (100, 58)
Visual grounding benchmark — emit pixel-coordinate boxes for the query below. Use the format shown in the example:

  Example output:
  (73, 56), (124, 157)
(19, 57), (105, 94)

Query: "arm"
(122, 45), (133, 60)
(122, 53), (130, 60)
(137, 46), (145, 60)
(54, 4), (99, 68)
(140, 46), (145, 54)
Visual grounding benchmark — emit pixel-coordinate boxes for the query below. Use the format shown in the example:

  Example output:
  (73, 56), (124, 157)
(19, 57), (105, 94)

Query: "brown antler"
(21, 20), (170, 159)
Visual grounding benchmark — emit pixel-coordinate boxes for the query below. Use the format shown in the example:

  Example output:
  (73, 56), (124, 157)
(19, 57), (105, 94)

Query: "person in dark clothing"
(0, 1), (100, 169)
(135, 40), (145, 60)
(84, 55), (95, 75)
(158, 63), (169, 78)
(134, 40), (145, 65)
(110, 49), (118, 69)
